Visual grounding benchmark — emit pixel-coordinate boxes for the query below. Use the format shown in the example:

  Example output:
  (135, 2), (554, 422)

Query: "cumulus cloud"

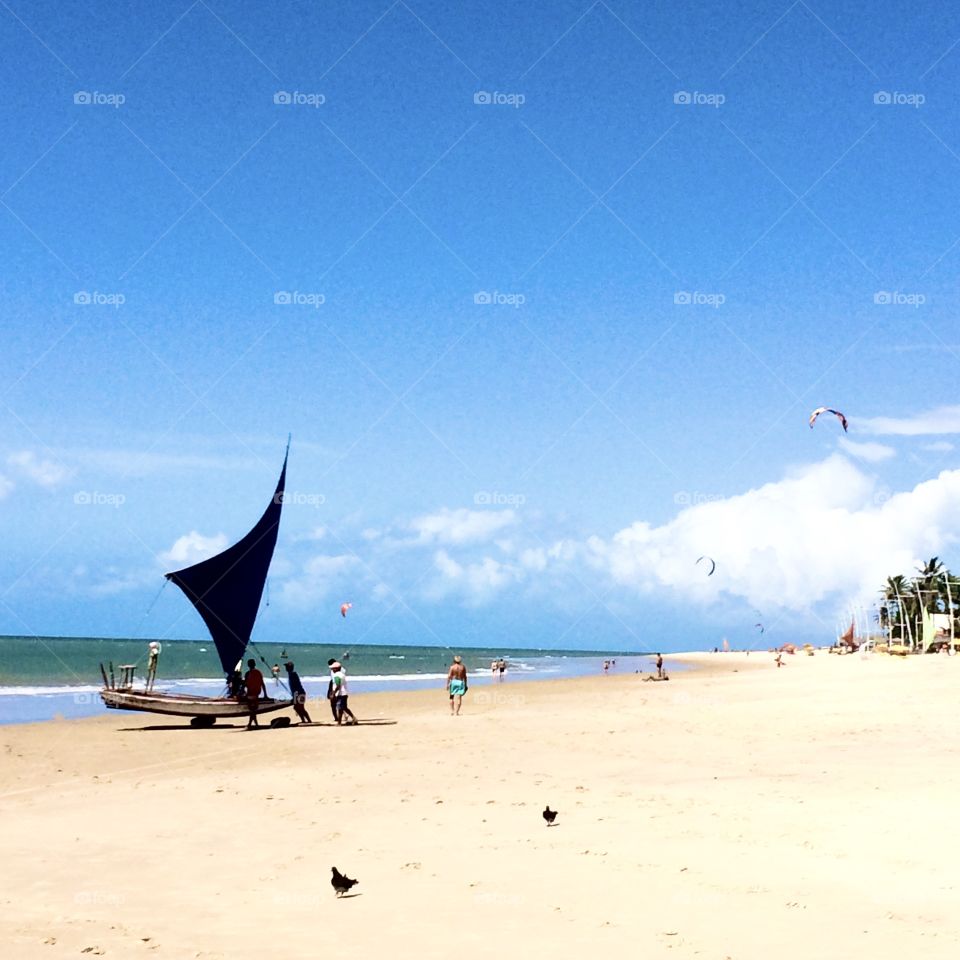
(431, 549), (518, 604)
(586, 455), (960, 613)
(159, 531), (229, 568)
(7, 450), (72, 487)
(859, 405), (960, 436)
(409, 507), (517, 545)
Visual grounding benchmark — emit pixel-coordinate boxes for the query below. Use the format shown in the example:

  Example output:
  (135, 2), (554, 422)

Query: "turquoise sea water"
(0, 636), (657, 724)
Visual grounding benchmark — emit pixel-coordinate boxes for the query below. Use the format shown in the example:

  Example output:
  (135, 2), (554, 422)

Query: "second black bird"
(331, 866), (359, 897)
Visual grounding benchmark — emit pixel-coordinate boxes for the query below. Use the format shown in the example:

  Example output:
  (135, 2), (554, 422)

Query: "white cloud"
(278, 553), (360, 608)
(160, 531), (229, 568)
(432, 549), (517, 603)
(837, 438), (896, 462)
(923, 441), (954, 453)
(859, 405), (960, 436)
(409, 507), (517, 545)
(7, 450), (72, 487)
(0, 474), (13, 498)
(586, 455), (960, 613)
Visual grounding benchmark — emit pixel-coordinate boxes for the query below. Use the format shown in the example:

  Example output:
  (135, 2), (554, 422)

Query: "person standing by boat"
(447, 655), (468, 715)
(146, 641), (161, 692)
(329, 661), (357, 725)
(284, 661), (311, 724)
(244, 658), (266, 729)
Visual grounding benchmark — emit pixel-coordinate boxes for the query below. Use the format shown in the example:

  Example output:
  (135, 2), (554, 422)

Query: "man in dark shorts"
(285, 661), (311, 724)
(656, 653), (664, 678)
(244, 658), (266, 729)
(329, 662), (357, 725)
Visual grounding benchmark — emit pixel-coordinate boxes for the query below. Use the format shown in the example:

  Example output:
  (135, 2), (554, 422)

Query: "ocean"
(0, 636), (660, 724)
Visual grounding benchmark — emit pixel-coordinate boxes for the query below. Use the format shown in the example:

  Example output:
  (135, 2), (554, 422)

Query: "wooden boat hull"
(101, 689), (293, 719)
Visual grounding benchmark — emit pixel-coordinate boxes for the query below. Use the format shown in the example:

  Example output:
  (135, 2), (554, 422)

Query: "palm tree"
(884, 575), (914, 646)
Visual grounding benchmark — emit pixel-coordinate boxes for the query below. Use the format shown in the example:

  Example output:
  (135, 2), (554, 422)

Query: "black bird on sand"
(542, 806), (557, 826)
(331, 866), (359, 897)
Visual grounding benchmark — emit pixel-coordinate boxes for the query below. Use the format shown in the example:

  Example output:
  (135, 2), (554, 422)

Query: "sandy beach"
(3, 651), (960, 959)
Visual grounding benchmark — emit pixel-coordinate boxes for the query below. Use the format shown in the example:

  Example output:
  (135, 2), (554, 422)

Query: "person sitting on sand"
(447, 655), (468, 715)
(244, 658), (266, 729)
(285, 661), (311, 724)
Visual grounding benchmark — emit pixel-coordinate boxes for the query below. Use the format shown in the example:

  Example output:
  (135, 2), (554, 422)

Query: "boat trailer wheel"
(190, 715), (217, 728)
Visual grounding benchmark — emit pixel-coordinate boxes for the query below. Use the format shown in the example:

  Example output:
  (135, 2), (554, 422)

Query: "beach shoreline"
(4, 651), (960, 959)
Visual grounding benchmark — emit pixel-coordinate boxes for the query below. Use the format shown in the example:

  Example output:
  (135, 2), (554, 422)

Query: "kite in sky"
(340, 602), (353, 618)
(755, 622), (765, 634)
(808, 407), (848, 432)
(696, 556), (716, 576)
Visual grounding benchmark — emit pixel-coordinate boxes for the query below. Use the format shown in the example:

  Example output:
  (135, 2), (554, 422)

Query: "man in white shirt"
(329, 661), (357, 726)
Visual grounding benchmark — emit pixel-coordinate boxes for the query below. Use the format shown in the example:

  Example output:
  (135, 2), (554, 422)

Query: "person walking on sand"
(330, 661), (357, 725)
(244, 658), (266, 729)
(284, 661), (312, 724)
(447, 655), (468, 715)
(656, 653), (664, 679)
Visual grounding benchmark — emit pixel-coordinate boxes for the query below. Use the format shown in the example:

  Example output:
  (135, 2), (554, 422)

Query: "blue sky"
(4, 0), (960, 653)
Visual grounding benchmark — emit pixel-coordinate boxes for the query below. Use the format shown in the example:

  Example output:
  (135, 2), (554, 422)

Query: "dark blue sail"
(165, 448), (287, 677)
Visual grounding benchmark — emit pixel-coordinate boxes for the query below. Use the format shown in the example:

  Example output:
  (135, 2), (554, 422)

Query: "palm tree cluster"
(877, 557), (960, 649)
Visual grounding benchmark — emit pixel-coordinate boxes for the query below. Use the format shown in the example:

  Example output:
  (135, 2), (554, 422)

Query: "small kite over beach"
(696, 556), (716, 576)
(340, 602), (352, 618)
(808, 407), (848, 432)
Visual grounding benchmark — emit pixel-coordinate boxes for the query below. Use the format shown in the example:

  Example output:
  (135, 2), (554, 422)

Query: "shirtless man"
(244, 658), (266, 729)
(447, 656), (468, 715)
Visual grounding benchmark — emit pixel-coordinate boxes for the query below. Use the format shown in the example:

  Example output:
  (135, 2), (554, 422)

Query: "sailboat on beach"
(100, 444), (294, 725)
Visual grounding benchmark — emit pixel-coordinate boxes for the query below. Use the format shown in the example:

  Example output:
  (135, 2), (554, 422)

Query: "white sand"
(2, 651), (959, 958)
